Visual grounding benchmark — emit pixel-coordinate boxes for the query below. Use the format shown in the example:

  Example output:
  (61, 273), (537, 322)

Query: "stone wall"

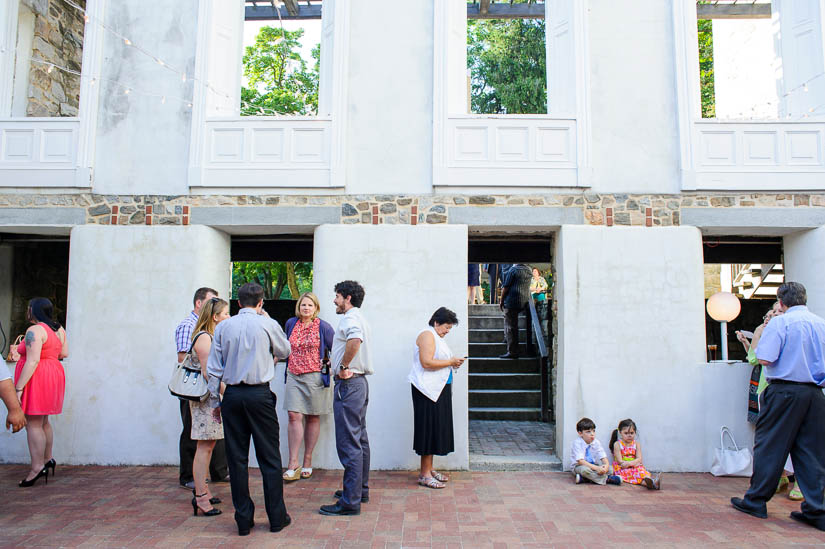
(23, 0), (85, 117)
(0, 191), (823, 227)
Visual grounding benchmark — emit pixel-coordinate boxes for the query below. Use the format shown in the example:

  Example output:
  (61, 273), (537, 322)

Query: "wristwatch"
(340, 364), (349, 371)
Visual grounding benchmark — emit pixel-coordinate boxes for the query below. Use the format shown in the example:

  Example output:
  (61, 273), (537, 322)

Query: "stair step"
(469, 389), (541, 408)
(468, 357), (539, 373)
(469, 328), (526, 343)
(469, 454), (562, 472)
(469, 373), (541, 390)
(469, 304), (503, 315)
(469, 317), (528, 330)
(469, 342), (532, 357)
(469, 407), (542, 421)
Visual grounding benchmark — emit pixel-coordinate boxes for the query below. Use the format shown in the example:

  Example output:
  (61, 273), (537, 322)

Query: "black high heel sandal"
(191, 493), (222, 516)
(46, 459), (56, 477)
(192, 489), (220, 504)
(19, 467), (48, 487)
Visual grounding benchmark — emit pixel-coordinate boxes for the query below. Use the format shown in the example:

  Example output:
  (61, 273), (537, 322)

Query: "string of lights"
(14, 0), (825, 121)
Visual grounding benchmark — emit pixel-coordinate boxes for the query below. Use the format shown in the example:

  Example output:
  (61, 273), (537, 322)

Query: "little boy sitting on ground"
(571, 417), (622, 485)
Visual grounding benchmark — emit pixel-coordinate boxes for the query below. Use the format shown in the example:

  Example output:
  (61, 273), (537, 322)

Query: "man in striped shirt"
(174, 287), (228, 488)
(499, 264), (536, 359)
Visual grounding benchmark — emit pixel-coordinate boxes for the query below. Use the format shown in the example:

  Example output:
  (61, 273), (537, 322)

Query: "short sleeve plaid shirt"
(175, 311), (198, 353)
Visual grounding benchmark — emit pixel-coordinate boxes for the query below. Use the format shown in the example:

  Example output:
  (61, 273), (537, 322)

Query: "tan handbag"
(5, 335), (23, 362)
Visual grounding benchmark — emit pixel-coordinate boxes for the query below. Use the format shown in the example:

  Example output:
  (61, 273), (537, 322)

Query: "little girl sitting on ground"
(609, 418), (662, 490)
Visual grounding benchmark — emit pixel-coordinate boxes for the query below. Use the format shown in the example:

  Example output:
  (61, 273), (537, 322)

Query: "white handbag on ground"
(711, 426), (753, 477)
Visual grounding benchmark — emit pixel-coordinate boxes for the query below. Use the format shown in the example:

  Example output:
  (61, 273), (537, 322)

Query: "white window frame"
(0, 0), (104, 188)
(673, 0), (825, 191)
(188, 0), (349, 190)
(432, 0), (591, 190)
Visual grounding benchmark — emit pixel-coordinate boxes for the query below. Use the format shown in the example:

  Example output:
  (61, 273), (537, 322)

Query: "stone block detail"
(2, 191), (825, 230)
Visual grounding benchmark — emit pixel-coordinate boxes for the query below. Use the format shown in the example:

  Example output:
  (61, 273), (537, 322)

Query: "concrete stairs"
(468, 304), (542, 421)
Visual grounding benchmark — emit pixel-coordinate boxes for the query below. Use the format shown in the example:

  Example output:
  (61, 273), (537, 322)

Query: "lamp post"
(706, 291), (741, 361)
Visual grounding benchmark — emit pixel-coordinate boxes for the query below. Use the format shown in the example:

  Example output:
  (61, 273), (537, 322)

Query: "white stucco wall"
(587, 0), (681, 194)
(0, 225), (231, 464)
(307, 224), (469, 470)
(784, 227), (825, 316)
(555, 225), (753, 472)
(344, 0), (433, 194)
(93, 0), (199, 195)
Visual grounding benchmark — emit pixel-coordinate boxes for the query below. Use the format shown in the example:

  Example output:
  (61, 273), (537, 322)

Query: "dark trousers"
(179, 399), (228, 484)
(504, 303), (535, 356)
(221, 384), (289, 530)
(333, 375), (370, 509)
(743, 382), (825, 520)
(488, 266), (500, 304)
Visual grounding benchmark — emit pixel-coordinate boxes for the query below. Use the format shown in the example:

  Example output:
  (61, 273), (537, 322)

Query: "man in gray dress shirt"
(320, 280), (373, 516)
(207, 282), (292, 536)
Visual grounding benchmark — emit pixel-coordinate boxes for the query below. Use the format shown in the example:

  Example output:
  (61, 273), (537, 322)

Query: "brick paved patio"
(1, 464), (823, 547)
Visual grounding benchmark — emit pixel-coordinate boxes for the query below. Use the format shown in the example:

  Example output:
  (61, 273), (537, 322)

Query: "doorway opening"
(702, 235), (783, 361)
(0, 234), (70, 361)
(467, 235), (559, 470)
(230, 235), (313, 326)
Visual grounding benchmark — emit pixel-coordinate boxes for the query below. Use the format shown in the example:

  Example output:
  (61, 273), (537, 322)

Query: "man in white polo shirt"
(320, 280), (373, 516)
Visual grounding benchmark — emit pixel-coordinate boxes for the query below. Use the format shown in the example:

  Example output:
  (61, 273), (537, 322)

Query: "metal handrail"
(528, 298), (550, 422)
(528, 298), (548, 359)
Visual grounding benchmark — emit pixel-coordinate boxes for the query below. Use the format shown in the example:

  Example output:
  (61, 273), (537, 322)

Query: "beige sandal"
(430, 470), (449, 483)
(418, 476), (445, 489)
(282, 469), (301, 482)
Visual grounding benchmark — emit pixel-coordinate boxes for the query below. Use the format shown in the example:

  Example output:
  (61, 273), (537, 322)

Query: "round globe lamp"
(706, 292), (741, 361)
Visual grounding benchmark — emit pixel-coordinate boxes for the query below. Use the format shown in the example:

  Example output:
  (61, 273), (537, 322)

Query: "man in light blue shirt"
(207, 282), (292, 536)
(731, 282), (825, 531)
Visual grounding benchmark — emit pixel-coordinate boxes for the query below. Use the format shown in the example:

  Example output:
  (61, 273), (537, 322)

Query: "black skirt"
(412, 383), (454, 456)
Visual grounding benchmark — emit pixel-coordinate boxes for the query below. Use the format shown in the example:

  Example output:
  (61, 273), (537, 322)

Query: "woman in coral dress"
(13, 298), (68, 487)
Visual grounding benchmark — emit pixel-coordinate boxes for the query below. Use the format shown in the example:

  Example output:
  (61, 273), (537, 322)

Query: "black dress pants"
(179, 399), (228, 484)
(221, 384), (289, 531)
(743, 382), (825, 521)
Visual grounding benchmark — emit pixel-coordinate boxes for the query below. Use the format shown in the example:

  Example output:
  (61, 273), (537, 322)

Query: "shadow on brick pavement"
(1, 465), (823, 547)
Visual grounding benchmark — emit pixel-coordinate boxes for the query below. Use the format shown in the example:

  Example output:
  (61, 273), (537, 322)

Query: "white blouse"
(408, 326), (454, 402)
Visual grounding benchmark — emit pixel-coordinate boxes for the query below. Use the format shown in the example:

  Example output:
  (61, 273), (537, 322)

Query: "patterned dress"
(188, 332), (224, 441)
(612, 440), (652, 484)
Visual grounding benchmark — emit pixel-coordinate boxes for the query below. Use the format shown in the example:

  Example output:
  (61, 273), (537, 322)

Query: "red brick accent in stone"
(145, 205), (153, 225)
(182, 206), (189, 215)
(645, 207), (652, 227)
(606, 207), (614, 227)
(372, 205), (379, 225)
(110, 205), (119, 225)
(411, 205), (418, 226)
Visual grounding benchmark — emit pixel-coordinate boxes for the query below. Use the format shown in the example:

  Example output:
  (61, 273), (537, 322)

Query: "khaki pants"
(574, 464), (607, 485)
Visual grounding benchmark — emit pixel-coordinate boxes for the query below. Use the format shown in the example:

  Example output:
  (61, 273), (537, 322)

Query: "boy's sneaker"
(574, 473), (582, 484)
(606, 475), (622, 486)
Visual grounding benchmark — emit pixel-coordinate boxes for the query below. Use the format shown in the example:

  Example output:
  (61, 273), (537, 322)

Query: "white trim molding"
(691, 119), (825, 190)
(0, 0), (103, 189)
(193, 116), (334, 188)
(433, 0), (590, 189)
(0, 118), (80, 187)
(673, 0), (825, 191)
(188, 0), (347, 190)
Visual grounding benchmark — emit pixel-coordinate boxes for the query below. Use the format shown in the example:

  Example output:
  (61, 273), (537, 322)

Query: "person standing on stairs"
(499, 264), (535, 359)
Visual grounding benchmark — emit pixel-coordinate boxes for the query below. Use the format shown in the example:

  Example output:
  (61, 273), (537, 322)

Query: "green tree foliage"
(231, 262), (313, 299)
(697, 19), (716, 118)
(467, 17), (546, 114)
(241, 26), (319, 116)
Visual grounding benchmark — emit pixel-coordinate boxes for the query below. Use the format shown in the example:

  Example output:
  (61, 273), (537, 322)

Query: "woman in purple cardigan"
(282, 292), (335, 482)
